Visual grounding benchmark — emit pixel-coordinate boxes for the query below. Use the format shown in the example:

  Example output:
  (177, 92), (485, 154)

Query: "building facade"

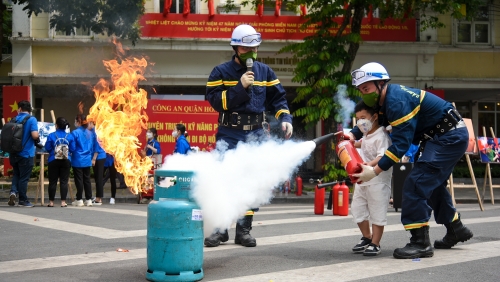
(6, 0), (500, 172)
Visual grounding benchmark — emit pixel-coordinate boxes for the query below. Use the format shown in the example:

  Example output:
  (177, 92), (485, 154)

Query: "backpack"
(54, 133), (69, 160)
(1, 115), (31, 153)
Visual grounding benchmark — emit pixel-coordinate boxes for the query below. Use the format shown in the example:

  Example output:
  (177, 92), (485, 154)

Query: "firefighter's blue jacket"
(351, 84), (454, 171)
(206, 56), (292, 124)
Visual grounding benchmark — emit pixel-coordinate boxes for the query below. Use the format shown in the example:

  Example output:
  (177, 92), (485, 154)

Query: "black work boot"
(393, 226), (434, 259)
(235, 215), (257, 247)
(204, 230), (229, 247)
(434, 213), (473, 249)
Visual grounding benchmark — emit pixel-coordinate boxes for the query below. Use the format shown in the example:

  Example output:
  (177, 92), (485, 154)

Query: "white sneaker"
(84, 199), (93, 206)
(110, 198), (115, 205)
(72, 200), (84, 207)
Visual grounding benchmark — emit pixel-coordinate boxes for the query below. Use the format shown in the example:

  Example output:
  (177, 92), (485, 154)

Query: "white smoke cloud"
(333, 84), (355, 128)
(160, 138), (316, 236)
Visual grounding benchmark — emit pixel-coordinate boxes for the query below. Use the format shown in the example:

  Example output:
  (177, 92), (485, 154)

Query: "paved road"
(0, 202), (499, 281)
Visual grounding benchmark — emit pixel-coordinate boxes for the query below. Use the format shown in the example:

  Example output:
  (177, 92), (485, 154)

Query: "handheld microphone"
(246, 58), (253, 92)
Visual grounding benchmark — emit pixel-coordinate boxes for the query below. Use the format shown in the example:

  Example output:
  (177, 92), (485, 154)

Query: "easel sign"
(464, 119), (478, 155)
(477, 136), (499, 163)
(478, 126), (499, 205)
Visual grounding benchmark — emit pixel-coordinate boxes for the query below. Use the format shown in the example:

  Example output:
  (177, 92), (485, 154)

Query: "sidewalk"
(1, 178), (498, 206)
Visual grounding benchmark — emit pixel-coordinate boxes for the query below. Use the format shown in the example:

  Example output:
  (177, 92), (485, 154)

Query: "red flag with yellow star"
(2, 86), (30, 174)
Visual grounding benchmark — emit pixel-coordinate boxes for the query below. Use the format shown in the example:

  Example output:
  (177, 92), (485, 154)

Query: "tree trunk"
(342, 3), (365, 73)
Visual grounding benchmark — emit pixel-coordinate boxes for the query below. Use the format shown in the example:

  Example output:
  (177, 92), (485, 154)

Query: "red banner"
(143, 100), (219, 157)
(140, 13), (416, 42)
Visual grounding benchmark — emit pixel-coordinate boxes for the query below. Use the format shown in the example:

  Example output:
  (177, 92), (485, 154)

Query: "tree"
(225, 0), (483, 180)
(11, 0), (145, 44)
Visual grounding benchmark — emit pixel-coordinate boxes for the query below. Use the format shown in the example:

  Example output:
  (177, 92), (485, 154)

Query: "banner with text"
(140, 13), (416, 42)
(144, 99), (219, 157)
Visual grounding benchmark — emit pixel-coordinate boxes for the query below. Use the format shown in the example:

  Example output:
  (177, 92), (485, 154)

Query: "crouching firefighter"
(347, 62), (473, 259)
(204, 24), (293, 247)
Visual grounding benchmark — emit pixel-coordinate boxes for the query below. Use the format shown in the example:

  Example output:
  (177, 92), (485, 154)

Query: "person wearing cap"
(205, 24), (293, 248)
(341, 62), (473, 259)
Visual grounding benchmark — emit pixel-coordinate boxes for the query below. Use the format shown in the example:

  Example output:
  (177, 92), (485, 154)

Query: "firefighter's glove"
(353, 164), (378, 183)
(282, 122), (293, 139)
(241, 71), (254, 89)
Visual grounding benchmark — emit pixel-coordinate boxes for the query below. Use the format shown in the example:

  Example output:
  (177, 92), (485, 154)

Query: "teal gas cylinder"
(146, 170), (204, 282)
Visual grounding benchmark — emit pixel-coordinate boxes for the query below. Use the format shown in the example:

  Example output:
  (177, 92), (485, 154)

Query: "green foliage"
(12, 0), (145, 44)
(31, 165), (48, 178)
(322, 162), (347, 182)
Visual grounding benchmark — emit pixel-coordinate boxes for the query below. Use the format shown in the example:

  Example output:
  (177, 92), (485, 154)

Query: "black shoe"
(393, 226), (434, 259)
(434, 213), (473, 249)
(363, 243), (381, 256)
(8, 193), (16, 206)
(235, 215), (257, 247)
(352, 237), (372, 254)
(204, 230), (229, 247)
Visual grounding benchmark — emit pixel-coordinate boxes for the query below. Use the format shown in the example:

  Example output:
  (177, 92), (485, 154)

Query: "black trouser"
(48, 159), (71, 201)
(105, 165), (117, 198)
(93, 158), (105, 198)
(73, 167), (92, 200)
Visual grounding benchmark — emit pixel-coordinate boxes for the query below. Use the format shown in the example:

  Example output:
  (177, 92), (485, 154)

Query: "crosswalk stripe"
(212, 240), (500, 282)
(0, 211), (146, 239)
(0, 215), (499, 274)
(0, 206), (492, 239)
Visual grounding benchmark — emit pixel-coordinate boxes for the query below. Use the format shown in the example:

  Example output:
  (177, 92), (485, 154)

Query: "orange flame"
(88, 41), (152, 194)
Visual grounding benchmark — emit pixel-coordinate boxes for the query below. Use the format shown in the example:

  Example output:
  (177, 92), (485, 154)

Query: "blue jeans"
(10, 155), (34, 203)
(401, 126), (468, 227)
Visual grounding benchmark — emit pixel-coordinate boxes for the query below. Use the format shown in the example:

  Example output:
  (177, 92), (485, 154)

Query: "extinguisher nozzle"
(312, 133), (336, 147)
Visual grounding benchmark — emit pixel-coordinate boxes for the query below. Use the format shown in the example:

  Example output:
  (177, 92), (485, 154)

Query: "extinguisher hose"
(317, 181), (338, 189)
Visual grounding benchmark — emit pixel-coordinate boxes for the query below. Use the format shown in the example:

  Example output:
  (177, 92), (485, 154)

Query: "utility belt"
(218, 112), (265, 131)
(417, 108), (465, 157)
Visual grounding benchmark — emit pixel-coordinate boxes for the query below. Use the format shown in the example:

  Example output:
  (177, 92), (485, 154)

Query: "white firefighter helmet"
(230, 24), (262, 47)
(351, 62), (390, 87)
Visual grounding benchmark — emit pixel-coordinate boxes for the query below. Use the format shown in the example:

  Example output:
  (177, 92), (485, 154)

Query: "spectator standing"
(70, 114), (93, 207)
(104, 153), (117, 204)
(44, 117), (75, 207)
(173, 124), (191, 154)
(88, 121), (106, 205)
(7, 100), (40, 208)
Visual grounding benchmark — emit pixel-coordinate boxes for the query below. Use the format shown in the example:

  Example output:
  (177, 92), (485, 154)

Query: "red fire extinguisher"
(336, 135), (363, 183)
(337, 181), (350, 216)
(314, 180), (325, 215)
(332, 182), (340, 215)
(295, 175), (303, 196)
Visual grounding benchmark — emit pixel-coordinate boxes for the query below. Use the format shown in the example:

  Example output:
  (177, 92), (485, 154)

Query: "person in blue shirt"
(141, 128), (161, 157)
(70, 114), (94, 207)
(103, 153), (117, 204)
(172, 124), (191, 154)
(88, 121), (106, 205)
(345, 62), (473, 260)
(45, 117), (75, 207)
(7, 100), (40, 208)
(141, 128), (162, 169)
(204, 24), (293, 248)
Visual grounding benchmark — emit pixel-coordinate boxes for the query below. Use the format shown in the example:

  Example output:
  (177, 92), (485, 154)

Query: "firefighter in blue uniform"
(205, 24), (293, 247)
(344, 62), (473, 259)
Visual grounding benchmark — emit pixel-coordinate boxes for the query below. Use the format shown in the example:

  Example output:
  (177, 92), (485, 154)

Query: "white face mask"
(172, 130), (178, 138)
(146, 132), (153, 139)
(357, 116), (375, 135)
(74, 122), (79, 128)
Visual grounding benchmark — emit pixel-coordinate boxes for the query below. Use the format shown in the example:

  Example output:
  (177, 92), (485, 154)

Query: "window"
(478, 102), (500, 136)
(455, 102), (471, 119)
(54, 27), (91, 37)
(456, 5), (490, 44)
(159, 0), (198, 14)
(264, 1), (297, 16)
(49, 13), (93, 38)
